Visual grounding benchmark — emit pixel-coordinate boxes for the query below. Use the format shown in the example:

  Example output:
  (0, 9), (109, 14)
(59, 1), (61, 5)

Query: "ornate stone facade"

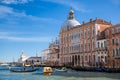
(59, 8), (120, 68)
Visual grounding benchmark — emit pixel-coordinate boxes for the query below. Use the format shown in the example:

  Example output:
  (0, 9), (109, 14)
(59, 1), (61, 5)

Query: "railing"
(114, 55), (120, 59)
(96, 47), (107, 51)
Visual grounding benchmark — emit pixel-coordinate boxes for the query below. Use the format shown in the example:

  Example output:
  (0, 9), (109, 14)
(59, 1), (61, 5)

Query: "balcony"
(114, 55), (120, 59)
(96, 47), (107, 51)
(112, 42), (119, 46)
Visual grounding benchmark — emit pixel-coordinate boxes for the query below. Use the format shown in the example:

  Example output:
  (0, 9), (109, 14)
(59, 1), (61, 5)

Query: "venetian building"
(41, 49), (50, 65)
(59, 8), (81, 66)
(49, 39), (59, 66)
(18, 51), (41, 66)
(105, 24), (120, 68)
(59, 8), (112, 67)
(18, 51), (30, 63)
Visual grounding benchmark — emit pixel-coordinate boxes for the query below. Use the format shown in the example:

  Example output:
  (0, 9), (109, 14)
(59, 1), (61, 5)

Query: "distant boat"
(55, 66), (68, 72)
(55, 69), (68, 72)
(10, 67), (37, 72)
(0, 63), (10, 70)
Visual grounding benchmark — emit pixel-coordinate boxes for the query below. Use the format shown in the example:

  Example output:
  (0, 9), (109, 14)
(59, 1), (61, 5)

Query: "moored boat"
(55, 69), (68, 72)
(0, 63), (10, 70)
(10, 67), (37, 72)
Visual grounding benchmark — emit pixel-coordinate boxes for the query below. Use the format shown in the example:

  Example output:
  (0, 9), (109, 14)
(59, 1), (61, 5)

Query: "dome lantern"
(61, 7), (80, 31)
(68, 7), (75, 20)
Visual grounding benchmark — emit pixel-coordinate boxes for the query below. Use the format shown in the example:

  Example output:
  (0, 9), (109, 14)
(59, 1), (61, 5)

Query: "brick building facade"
(59, 8), (120, 68)
(105, 24), (120, 68)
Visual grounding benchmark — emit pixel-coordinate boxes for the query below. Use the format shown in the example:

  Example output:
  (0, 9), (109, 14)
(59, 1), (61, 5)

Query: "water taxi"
(43, 67), (53, 75)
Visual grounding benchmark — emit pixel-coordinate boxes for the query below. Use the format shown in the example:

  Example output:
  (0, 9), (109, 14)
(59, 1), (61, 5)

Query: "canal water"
(0, 70), (120, 80)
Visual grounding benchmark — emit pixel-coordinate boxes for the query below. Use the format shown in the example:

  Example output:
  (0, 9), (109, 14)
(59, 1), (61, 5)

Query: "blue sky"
(0, 0), (120, 62)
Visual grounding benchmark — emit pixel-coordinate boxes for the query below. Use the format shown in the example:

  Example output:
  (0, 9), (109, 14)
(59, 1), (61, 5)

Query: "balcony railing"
(96, 47), (107, 51)
(114, 55), (120, 59)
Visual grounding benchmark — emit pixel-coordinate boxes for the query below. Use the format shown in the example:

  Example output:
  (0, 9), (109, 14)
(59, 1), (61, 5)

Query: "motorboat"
(10, 66), (37, 72)
(54, 66), (67, 72)
(0, 63), (10, 70)
(55, 68), (68, 72)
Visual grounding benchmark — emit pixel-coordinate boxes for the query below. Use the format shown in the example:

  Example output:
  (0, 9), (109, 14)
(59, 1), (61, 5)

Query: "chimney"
(82, 21), (84, 25)
(96, 17), (98, 20)
(109, 21), (112, 24)
(90, 18), (92, 23)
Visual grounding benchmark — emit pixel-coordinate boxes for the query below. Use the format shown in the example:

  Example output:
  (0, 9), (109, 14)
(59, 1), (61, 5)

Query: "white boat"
(0, 63), (10, 70)
(55, 69), (68, 72)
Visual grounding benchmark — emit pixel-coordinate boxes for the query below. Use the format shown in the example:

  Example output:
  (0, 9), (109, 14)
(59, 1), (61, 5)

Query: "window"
(118, 28), (120, 33)
(105, 56), (107, 63)
(98, 56), (100, 62)
(113, 49), (115, 57)
(93, 55), (95, 62)
(84, 30), (86, 38)
(81, 31), (83, 38)
(98, 42), (100, 48)
(89, 55), (91, 62)
(85, 55), (87, 61)
(104, 41), (106, 48)
(105, 30), (109, 35)
(92, 41), (94, 51)
(98, 30), (100, 36)
(112, 28), (114, 34)
(116, 48), (119, 56)
(116, 27), (120, 33)
(116, 38), (119, 45)
(92, 27), (95, 38)
(88, 43), (90, 51)
(101, 43), (103, 48)
(112, 39), (114, 45)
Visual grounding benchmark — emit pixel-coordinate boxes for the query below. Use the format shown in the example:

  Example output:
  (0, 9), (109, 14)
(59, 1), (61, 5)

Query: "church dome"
(61, 8), (80, 30)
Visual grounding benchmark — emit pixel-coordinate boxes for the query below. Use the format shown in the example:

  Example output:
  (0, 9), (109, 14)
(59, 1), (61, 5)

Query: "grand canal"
(0, 70), (120, 80)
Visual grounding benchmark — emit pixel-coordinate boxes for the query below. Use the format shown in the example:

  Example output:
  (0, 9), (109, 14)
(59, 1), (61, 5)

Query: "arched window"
(105, 56), (107, 63)
(116, 38), (119, 45)
(101, 42), (103, 48)
(112, 38), (114, 45)
(116, 48), (119, 56)
(104, 41), (106, 47)
(113, 49), (115, 57)
(98, 42), (100, 48)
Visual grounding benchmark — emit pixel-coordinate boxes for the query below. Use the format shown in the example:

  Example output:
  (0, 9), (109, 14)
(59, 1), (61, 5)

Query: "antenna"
(36, 50), (38, 57)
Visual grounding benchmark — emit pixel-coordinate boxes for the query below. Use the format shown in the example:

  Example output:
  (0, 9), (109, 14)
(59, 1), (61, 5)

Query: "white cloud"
(0, 31), (52, 42)
(0, 36), (52, 42)
(0, 5), (60, 24)
(110, 0), (120, 5)
(41, 0), (90, 13)
(0, 31), (53, 42)
(0, 0), (33, 4)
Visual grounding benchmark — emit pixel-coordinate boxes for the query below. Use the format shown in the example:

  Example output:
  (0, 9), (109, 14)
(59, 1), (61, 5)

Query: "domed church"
(61, 8), (80, 32)
(59, 7), (113, 68)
